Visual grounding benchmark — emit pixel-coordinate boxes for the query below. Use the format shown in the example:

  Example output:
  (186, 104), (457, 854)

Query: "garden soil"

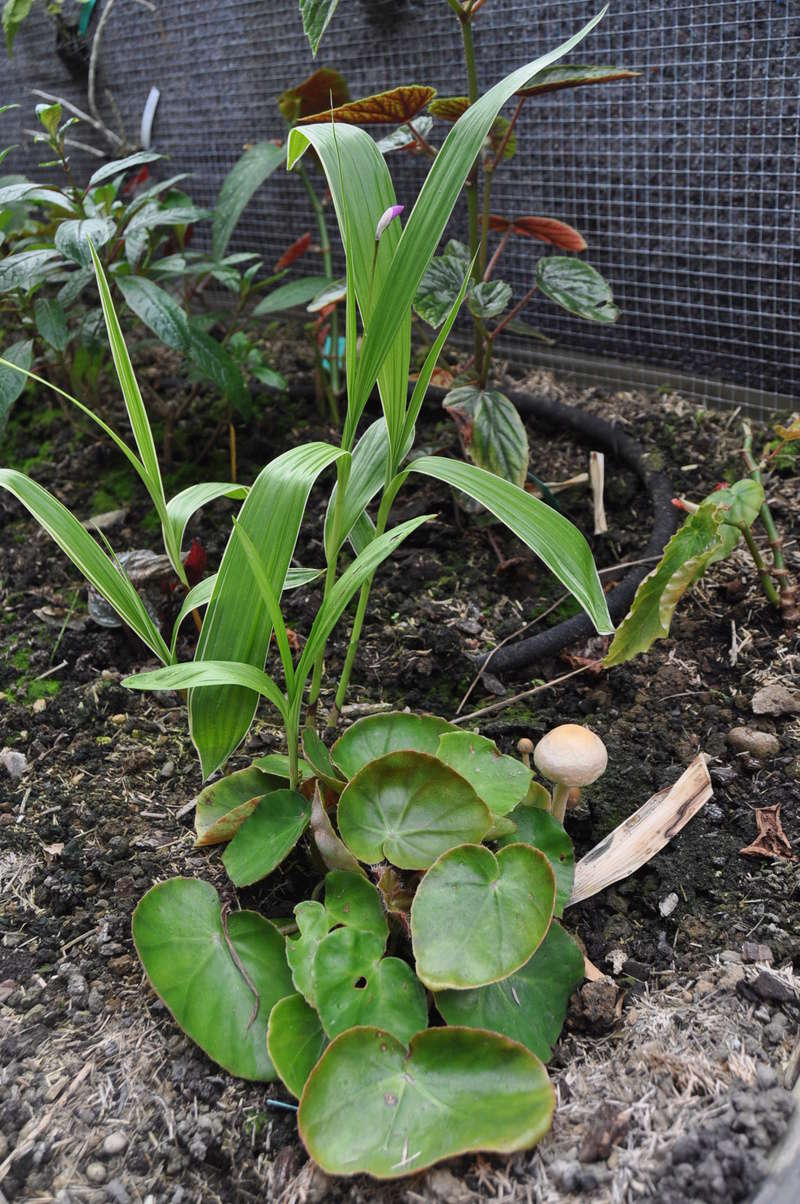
(1, 365), (798, 1204)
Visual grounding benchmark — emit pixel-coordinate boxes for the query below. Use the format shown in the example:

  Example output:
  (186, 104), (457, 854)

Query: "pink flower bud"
(375, 204), (404, 242)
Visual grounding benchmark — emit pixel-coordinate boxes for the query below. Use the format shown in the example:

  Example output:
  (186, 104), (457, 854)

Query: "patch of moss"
(90, 463), (137, 513)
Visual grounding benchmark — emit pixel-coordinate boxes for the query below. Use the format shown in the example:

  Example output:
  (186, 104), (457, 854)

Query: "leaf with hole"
(443, 388), (529, 488)
(298, 1026), (555, 1176)
(314, 926), (428, 1042)
(132, 878), (294, 1080)
(267, 994), (328, 1098)
(222, 789), (312, 886)
(496, 808), (574, 916)
(338, 751), (490, 870)
(536, 257), (619, 323)
(411, 843), (555, 989)
(435, 922), (584, 1060)
(194, 766), (285, 846)
(436, 731), (532, 815)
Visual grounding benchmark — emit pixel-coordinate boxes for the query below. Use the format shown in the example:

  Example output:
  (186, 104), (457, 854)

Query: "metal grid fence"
(3, 0), (798, 413)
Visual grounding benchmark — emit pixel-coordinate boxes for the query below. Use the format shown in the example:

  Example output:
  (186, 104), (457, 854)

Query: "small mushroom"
(517, 737), (534, 769)
(533, 724), (607, 823)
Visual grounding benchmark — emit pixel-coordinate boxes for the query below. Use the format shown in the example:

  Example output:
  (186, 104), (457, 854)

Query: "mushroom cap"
(517, 737), (534, 755)
(533, 723), (607, 788)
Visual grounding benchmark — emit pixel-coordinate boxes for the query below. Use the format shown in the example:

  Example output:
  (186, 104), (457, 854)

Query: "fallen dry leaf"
(740, 804), (796, 861)
(42, 842), (64, 858)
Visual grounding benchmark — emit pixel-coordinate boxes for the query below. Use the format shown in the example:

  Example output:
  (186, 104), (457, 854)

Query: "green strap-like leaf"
(124, 659), (288, 721)
(190, 443), (348, 777)
(286, 122), (410, 456)
(170, 575), (217, 658)
(0, 469), (170, 663)
(212, 142), (285, 260)
(87, 151), (162, 190)
(165, 482), (247, 570)
(408, 456), (612, 634)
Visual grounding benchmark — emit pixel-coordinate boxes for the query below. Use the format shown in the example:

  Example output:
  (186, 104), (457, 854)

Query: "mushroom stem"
(552, 783), (572, 824)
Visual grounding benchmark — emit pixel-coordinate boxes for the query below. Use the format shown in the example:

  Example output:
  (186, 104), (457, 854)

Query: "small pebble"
(102, 1132), (128, 1158)
(0, 747), (28, 780)
(659, 892), (679, 917)
(86, 1162), (107, 1185)
(751, 683), (800, 716)
(106, 1178), (131, 1204)
(160, 759), (175, 778)
(742, 942), (773, 964)
(727, 727), (780, 760)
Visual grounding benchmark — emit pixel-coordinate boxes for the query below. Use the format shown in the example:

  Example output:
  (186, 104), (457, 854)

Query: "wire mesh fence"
(3, 0), (798, 414)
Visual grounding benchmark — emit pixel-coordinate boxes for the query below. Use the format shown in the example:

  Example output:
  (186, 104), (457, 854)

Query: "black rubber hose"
(424, 385), (679, 676)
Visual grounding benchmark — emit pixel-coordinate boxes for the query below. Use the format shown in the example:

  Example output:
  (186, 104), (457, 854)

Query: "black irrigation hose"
(424, 385), (679, 676)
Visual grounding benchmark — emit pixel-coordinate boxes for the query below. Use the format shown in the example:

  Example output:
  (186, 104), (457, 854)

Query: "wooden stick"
(567, 755), (712, 905)
(590, 451), (608, 535)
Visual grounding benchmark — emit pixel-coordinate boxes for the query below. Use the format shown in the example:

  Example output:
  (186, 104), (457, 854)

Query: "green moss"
(26, 678), (61, 701)
(90, 463), (137, 512)
(12, 647), (31, 670)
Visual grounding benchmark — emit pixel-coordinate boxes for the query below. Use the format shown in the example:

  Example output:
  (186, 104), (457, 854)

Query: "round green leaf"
(132, 879), (294, 1080)
(497, 807), (574, 916)
(707, 478), (765, 529)
(221, 789), (311, 887)
(324, 869), (388, 942)
(286, 873), (388, 1006)
(435, 921), (584, 1060)
(536, 256), (620, 324)
(194, 766), (283, 846)
(337, 751), (491, 870)
(314, 927), (428, 1042)
(411, 843), (556, 989)
(286, 900), (330, 1006)
(413, 253), (468, 329)
(267, 994), (328, 1098)
(436, 731), (532, 815)
(331, 711), (459, 779)
(298, 1026), (555, 1177)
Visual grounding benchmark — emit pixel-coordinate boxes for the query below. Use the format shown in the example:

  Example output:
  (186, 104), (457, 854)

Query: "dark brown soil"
(1, 364), (798, 1203)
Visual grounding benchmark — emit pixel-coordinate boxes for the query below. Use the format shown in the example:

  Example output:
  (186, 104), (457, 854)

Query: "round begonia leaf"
(221, 789), (311, 887)
(286, 900), (330, 1006)
(337, 751), (491, 870)
(411, 843), (555, 989)
(323, 870), (388, 942)
(331, 711), (459, 779)
(496, 807), (574, 917)
(314, 927), (428, 1042)
(435, 921), (584, 1060)
(436, 731), (533, 815)
(132, 878), (294, 1080)
(298, 1026), (555, 1177)
(194, 766), (283, 846)
(267, 994), (328, 1098)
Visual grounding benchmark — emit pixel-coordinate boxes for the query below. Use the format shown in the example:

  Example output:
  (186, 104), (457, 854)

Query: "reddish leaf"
(296, 84), (436, 126)
(123, 165), (151, 196)
(489, 214), (587, 252)
(428, 96), (470, 123)
(183, 538), (207, 588)
(515, 65), (640, 99)
(278, 69), (350, 123)
(274, 232), (311, 272)
(740, 805), (796, 861)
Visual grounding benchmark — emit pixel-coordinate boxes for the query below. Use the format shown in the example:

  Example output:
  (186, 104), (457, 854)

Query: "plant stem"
(484, 227), (511, 281)
(298, 162), (341, 422)
(328, 476), (404, 726)
(308, 456), (350, 711)
(739, 523), (780, 608)
(742, 421), (794, 611)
